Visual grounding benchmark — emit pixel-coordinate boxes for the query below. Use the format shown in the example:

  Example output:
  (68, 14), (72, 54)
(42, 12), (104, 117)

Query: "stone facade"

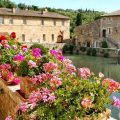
(0, 8), (70, 44)
(75, 10), (120, 49)
(75, 20), (101, 48)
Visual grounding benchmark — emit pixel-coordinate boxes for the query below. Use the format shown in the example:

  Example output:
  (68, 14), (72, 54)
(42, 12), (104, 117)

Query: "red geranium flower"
(10, 32), (16, 39)
(0, 35), (7, 42)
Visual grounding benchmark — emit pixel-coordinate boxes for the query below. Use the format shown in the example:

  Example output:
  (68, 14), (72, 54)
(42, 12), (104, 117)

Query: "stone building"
(75, 10), (120, 49)
(75, 19), (101, 48)
(0, 8), (70, 44)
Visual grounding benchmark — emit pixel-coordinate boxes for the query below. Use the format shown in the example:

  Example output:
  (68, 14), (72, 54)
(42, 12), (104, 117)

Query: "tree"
(18, 3), (27, 10)
(31, 5), (39, 11)
(76, 12), (82, 26)
(0, 0), (16, 8)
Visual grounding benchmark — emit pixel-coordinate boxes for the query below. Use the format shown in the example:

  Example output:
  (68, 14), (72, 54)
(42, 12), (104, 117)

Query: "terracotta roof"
(102, 10), (120, 17)
(0, 8), (69, 19)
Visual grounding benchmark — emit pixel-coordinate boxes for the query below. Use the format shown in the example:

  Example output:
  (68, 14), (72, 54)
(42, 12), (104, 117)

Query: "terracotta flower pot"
(20, 77), (36, 98)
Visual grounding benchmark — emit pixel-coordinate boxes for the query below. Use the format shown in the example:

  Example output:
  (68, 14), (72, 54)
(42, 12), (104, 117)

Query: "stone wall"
(24, 42), (66, 50)
(100, 16), (120, 47)
(75, 15), (120, 49)
(75, 20), (101, 48)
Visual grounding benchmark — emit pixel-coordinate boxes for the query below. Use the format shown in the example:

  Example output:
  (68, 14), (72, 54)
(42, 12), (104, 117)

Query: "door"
(102, 29), (106, 38)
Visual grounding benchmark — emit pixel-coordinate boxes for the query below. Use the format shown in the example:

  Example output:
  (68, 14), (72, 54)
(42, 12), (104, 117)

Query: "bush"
(17, 60), (29, 76)
(92, 48), (97, 56)
(76, 49), (79, 55)
(62, 44), (74, 54)
(104, 52), (109, 58)
(69, 44), (74, 54)
(80, 47), (86, 52)
(101, 40), (108, 48)
(86, 48), (92, 55)
(30, 44), (48, 55)
(62, 44), (69, 54)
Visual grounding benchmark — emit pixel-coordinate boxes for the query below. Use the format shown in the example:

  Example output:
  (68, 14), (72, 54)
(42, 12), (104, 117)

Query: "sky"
(11, 0), (120, 13)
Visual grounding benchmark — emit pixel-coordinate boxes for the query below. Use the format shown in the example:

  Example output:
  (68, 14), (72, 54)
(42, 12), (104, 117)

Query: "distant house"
(0, 8), (70, 44)
(75, 10), (120, 49)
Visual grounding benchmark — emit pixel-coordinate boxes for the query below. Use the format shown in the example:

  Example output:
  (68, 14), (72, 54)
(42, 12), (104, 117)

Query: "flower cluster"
(3, 33), (120, 120)
(102, 78), (120, 92)
(32, 48), (41, 58)
(112, 96), (120, 109)
(18, 88), (55, 113)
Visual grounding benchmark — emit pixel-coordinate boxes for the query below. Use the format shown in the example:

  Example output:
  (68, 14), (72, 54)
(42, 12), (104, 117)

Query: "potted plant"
(5, 50), (120, 120)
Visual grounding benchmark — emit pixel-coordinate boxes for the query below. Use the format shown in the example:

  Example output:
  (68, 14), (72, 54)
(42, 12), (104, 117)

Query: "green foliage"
(76, 12), (82, 26)
(80, 47), (86, 52)
(92, 48), (97, 56)
(16, 60), (29, 76)
(62, 44), (74, 54)
(18, 3), (27, 10)
(30, 43), (48, 55)
(101, 40), (108, 48)
(103, 52), (109, 58)
(62, 44), (68, 54)
(86, 48), (92, 55)
(69, 44), (74, 54)
(0, 0), (16, 8)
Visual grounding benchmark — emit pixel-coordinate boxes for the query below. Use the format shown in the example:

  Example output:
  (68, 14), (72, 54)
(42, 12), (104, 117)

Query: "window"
(9, 17), (13, 24)
(22, 34), (25, 41)
(102, 29), (106, 38)
(62, 20), (64, 26)
(108, 28), (111, 34)
(43, 34), (46, 41)
(53, 20), (56, 26)
(41, 19), (44, 25)
(0, 17), (4, 24)
(52, 34), (54, 41)
(23, 18), (27, 24)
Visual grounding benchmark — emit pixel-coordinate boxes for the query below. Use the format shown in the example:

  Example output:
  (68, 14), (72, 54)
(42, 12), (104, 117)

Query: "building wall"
(75, 20), (101, 48)
(75, 15), (120, 49)
(0, 15), (70, 43)
(100, 16), (120, 41)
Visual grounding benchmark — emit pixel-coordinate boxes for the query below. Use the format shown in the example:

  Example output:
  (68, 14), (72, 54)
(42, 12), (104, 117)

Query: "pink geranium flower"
(112, 96), (120, 108)
(50, 76), (62, 88)
(32, 48), (41, 58)
(28, 60), (37, 68)
(12, 45), (17, 50)
(18, 102), (29, 112)
(21, 45), (28, 52)
(12, 77), (20, 85)
(0, 64), (11, 70)
(78, 68), (91, 79)
(66, 63), (76, 74)
(4, 44), (10, 49)
(102, 78), (120, 92)
(13, 54), (24, 62)
(50, 50), (64, 61)
(5, 116), (13, 120)
(81, 98), (92, 108)
(43, 62), (57, 73)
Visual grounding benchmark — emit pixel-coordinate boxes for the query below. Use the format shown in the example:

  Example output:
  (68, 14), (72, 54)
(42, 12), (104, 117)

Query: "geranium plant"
(0, 33), (119, 120)
(14, 50), (119, 120)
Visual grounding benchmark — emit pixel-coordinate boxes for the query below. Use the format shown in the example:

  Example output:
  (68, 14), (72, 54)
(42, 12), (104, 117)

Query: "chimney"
(41, 9), (48, 14)
(12, 8), (16, 13)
